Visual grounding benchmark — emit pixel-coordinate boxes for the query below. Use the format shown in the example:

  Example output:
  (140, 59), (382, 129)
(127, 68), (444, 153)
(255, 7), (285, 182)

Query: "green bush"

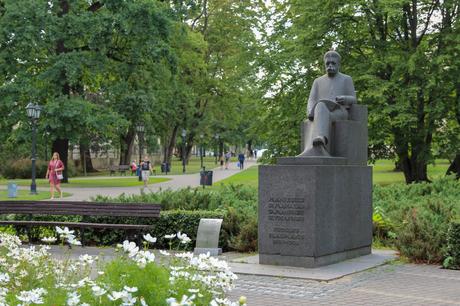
(94, 184), (259, 252)
(443, 220), (460, 269)
(0, 158), (48, 179)
(374, 177), (460, 263)
(1, 210), (228, 250)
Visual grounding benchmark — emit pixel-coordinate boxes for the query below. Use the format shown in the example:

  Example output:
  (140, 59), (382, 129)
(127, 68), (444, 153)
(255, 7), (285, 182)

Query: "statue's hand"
(336, 96), (346, 105)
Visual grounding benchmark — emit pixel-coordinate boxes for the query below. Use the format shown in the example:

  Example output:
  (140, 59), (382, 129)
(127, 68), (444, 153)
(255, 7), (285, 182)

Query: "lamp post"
(136, 123), (145, 181)
(181, 129), (187, 173)
(26, 102), (42, 195)
(200, 133), (204, 170)
(214, 133), (219, 164)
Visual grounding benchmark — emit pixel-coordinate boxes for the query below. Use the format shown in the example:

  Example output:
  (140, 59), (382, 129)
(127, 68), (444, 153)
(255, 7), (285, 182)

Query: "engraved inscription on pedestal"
(267, 197), (305, 247)
(194, 218), (222, 256)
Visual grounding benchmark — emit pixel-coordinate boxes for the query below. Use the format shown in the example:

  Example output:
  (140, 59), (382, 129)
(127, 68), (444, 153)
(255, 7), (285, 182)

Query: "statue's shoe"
(297, 144), (330, 157)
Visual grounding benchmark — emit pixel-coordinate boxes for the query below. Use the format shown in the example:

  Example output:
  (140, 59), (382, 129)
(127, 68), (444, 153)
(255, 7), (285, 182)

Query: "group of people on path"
(131, 157), (153, 187)
(43, 148), (256, 199)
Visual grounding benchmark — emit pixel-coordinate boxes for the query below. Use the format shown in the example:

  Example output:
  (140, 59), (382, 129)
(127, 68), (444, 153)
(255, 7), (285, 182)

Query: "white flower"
(67, 238), (82, 246)
(123, 286), (138, 293)
(164, 234), (176, 239)
(180, 236), (191, 244)
(16, 288), (47, 304)
(79, 254), (96, 264)
(40, 237), (57, 244)
(160, 250), (170, 256)
(91, 285), (107, 297)
(143, 234), (157, 243)
(166, 294), (195, 306)
(56, 226), (74, 238)
(140, 297), (149, 306)
(122, 240), (139, 257)
(0, 273), (10, 284)
(66, 292), (80, 306)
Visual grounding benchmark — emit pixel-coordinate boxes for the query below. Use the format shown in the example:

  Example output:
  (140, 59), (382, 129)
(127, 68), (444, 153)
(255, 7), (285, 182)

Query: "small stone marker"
(194, 218), (222, 256)
(7, 183), (17, 198)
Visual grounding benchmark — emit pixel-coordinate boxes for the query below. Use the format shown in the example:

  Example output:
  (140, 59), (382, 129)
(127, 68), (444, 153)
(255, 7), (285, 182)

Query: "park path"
(42, 159), (257, 201)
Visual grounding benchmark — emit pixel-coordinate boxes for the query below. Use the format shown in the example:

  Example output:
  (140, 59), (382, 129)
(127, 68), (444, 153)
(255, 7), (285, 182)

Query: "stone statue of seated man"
(298, 50), (356, 157)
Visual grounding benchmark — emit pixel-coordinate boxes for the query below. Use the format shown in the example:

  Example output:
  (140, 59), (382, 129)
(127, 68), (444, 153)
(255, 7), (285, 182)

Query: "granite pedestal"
(258, 160), (372, 268)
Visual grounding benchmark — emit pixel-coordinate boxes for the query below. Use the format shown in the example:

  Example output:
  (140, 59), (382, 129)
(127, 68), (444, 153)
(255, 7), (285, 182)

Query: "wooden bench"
(0, 200), (161, 245)
(109, 165), (130, 176)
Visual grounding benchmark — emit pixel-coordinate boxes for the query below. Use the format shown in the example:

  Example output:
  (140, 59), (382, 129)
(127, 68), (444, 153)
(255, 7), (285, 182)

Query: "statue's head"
(324, 51), (341, 77)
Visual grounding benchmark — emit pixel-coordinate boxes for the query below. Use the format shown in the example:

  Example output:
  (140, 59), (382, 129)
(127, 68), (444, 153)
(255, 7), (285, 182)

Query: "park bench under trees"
(0, 201), (161, 245)
(109, 164), (131, 176)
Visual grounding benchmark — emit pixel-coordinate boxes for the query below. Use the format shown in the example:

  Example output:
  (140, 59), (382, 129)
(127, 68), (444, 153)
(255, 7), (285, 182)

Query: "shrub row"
(4, 210), (227, 251)
(94, 184), (259, 252)
(374, 177), (460, 264)
(443, 220), (460, 269)
(0, 158), (78, 179)
(0, 159), (49, 179)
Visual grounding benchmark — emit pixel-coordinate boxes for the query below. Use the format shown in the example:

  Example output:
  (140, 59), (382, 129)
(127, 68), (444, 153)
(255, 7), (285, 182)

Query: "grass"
(76, 156), (223, 177)
(0, 177), (170, 188)
(0, 189), (72, 200)
(215, 159), (451, 188)
(215, 166), (258, 188)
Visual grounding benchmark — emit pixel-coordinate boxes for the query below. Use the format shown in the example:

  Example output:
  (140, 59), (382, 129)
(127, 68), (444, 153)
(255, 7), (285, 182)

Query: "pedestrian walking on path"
(238, 153), (245, 170)
(140, 156), (152, 187)
(45, 152), (64, 199)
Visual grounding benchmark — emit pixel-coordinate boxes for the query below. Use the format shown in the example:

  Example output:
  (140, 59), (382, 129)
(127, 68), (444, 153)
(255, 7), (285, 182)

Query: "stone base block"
(258, 164), (372, 268)
(194, 247), (222, 256)
(259, 246), (371, 268)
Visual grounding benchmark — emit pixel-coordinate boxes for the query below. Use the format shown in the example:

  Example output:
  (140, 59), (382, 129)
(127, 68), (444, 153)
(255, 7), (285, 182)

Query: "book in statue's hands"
(318, 99), (340, 111)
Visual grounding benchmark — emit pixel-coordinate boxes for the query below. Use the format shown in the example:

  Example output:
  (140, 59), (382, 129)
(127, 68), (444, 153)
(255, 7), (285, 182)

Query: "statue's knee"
(315, 101), (328, 114)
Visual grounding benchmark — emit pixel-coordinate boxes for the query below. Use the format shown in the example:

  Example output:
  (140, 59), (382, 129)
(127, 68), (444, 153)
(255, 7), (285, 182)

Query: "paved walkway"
(228, 263), (460, 305)
(34, 159), (257, 201)
(44, 244), (460, 305)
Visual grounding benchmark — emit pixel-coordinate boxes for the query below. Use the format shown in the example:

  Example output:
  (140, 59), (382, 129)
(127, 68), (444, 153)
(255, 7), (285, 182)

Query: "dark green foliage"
(0, 159), (48, 179)
(374, 178), (460, 263)
(443, 220), (460, 270)
(94, 184), (259, 252)
(2, 210), (226, 250)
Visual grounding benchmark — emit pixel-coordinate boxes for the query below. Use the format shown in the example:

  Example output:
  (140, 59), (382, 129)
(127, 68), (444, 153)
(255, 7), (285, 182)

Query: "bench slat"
(0, 220), (154, 229)
(0, 202), (160, 217)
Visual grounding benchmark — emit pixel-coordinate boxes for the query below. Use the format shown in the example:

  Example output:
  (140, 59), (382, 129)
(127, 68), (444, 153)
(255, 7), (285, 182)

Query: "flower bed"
(0, 229), (246, 306)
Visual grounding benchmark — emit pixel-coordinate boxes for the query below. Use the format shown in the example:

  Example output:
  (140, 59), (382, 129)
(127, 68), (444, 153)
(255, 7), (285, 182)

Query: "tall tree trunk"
(52, 139), (69, 183)
(119, 129), (135, 165)
(247, 139), (253, 157)
(219, 140), (224, 158)
(163, 126), (178, 165)
(446, 154), (460, 179)
(79, 143), (96, 173)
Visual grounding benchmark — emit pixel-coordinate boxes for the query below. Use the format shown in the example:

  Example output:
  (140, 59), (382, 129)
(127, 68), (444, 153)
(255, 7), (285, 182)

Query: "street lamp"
(136, 123), (145, 181)
(200, 133), (204, 170)
(26, 102), (42, 195)
(181, 129), (187, 173)
(214, 133), (219, 164)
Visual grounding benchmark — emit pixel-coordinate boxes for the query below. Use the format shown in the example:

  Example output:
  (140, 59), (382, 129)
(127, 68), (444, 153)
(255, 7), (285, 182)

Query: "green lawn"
(0, 189), (72, 200)
(0, 177), (170, 188)
(215, 160), (450, 188)
(73, 156), (224, 177)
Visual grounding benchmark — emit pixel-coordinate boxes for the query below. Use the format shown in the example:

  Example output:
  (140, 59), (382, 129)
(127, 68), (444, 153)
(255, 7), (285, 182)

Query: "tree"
(0, 0), (176, 180)
(258, 0), (460, 183)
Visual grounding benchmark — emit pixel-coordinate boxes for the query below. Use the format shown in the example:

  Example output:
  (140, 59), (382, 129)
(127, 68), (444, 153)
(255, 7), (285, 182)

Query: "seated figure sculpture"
(298, 51), (356, 157)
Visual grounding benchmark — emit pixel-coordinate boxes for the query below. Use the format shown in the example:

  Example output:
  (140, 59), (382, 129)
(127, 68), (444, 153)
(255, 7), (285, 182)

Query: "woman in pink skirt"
(45, 152), (65, 199)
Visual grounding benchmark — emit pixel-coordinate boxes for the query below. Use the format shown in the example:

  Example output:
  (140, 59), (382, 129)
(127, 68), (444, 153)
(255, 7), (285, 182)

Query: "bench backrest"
(119, 165), (130, 170)
(0, 201), (160, 218)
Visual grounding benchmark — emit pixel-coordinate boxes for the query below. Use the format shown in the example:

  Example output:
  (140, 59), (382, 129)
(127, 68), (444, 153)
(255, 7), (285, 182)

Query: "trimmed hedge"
(94, 184), (258, 252)
(443, 220), (460, 270)
(2, 210), (227, 251)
